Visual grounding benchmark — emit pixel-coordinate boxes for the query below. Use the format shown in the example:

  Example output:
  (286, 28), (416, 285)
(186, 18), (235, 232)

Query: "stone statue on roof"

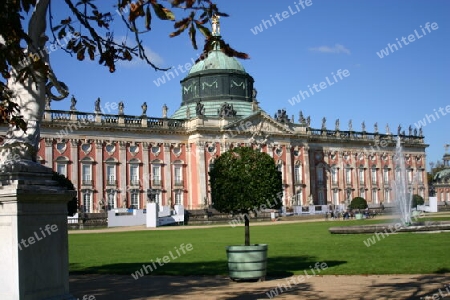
(141, 102), (147, 115)
(162, 104), (168, 118)
(95, 97), (101, 113)
(70, 95), (77, 111)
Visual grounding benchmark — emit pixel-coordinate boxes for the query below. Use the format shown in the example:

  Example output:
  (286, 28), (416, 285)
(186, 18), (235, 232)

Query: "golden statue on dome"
(212, 14), (220, 36)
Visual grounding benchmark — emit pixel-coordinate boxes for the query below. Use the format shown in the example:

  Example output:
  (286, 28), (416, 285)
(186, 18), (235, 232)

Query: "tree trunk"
(244, 213), (250, 246)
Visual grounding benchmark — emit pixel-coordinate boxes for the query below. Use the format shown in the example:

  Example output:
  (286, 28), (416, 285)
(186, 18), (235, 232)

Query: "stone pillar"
(44, 138), (53, 168)
(196, 141), (207, 208)
(303, 145), (311, 204)
(119, 141), (127, 207)
(95, 140), (103, 212)
(0, 162), (76, 300)
(70, 139), (79, 189)
(285, 145), (293, 206)
(163, 143), (171, 206)
(186, 144), (192, 209)
(142, 142), (150, 200)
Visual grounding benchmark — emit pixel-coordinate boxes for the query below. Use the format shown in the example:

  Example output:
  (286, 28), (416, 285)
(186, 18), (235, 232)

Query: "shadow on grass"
(70, 256), (345, 277)
(69, 256), (346, 299)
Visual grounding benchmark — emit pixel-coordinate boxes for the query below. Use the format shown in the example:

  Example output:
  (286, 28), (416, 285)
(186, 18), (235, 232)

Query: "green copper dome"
(189, 50), (246, 75)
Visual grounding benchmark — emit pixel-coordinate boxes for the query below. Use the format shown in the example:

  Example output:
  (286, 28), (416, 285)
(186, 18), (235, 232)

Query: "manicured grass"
(69, 216), (450, 277)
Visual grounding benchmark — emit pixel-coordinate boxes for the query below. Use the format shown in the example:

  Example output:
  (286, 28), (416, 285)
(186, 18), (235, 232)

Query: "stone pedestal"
(0, 160), (76, 300)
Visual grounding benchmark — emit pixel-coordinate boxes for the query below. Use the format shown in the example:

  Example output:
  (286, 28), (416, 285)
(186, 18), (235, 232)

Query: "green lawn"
(69, 217), (450, 277)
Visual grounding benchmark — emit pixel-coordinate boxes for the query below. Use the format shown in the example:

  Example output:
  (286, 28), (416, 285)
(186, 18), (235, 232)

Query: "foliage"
(209, 147), (283, 214)
(52, 171), (77, 216)
(0, 0), (248, 131)
(349, 197), (368, 210)
(412, 194), (425, 208)
(209, 146), (282, 245)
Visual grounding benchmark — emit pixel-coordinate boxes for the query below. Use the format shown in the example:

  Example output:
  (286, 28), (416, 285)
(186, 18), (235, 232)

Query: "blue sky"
(46, 0), (450, 169)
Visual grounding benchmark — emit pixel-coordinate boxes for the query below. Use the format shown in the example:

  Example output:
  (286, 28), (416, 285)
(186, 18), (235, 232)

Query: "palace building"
(32, 25), (428, 212)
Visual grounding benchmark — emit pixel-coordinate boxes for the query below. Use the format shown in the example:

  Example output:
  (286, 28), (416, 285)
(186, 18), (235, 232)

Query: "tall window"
(408, 169), (413, 183)
(318, 190), (324, 205)
(383, 168), (389, 183)
(106, 164), (115, 185)
(372, 189), (378, 204)
(359, 168), (364, 184)
(333, 189), (339, 205)
(107, 190), (115, 210)
(83, 191), (91, 212)
(82, 164), (91, 184)
(278, 161), (284, 184)
(384, 189), (390, 203)
(154, 190), (161, 205)
(371, 166), (377, 184)
(345, 168), (351, 184)
(152, 163), (161, 186)
(360, 188), (365, 199)
(174, 164), (183, 185)
(175, 190), (183, 205)
(331, 166), (338, 185)
(56, 163), (67, 177)
(417, 170), (423, 183)
(294, 190), (302, 205)
(294, 164), (303, 184)
(130, 191), (139, 209)
(317, 166), (324, 185)
(130, 164), (139, 185)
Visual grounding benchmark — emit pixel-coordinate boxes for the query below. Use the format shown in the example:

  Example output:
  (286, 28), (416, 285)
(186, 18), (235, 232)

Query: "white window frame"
(106, 164), (116, 184)
(295, 164), (303, 184)
(371, 167), (377, 184)
(174, 163), (183, 186)
(82, 163), (92, 184)
(82, 191), (92, 213)
(130, 164), (139, 185)
(330, 167), (337, 185)
(175, 190), (183, 205)
(345, 168), (351, 184)
(151, 161), (162, 186)
(130, 190), (139, 209)
(384, 189), (390, 203)
(359, 168), (364, 184)
(372, 189), (378, 204)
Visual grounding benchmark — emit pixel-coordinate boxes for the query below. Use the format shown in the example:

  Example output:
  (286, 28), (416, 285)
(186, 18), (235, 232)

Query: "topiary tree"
(412, 194), (424, 208)
(349, 197), (368, 212)
(52, 171), (77, 216)
(209, 147), (283, 246)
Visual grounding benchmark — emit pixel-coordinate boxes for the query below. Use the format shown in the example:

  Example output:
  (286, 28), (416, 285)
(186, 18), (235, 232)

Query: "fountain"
(393, 135), (413, 226)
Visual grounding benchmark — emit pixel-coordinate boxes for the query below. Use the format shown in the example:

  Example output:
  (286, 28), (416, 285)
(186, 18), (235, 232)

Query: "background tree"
(349, 197), (368, 212)
(0, 0), (247, 162)
(209, 147), (283, 246)
(412, 194), (424, 208)
(52, 171), (77, 216)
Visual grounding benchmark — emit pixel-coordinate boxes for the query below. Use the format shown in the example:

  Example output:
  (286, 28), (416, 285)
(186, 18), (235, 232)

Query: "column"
(119, 141), (127, 207)
(285, 145), (293, 206)
(142, 142), (150, 201)
(196, 141), (207, 208)
(186, 143), (192, 209)
(44, 138), (53, 168)
(70, 139), (79, 188)
(163, 143), (171, 206)
(303, 144), (310, 205)
(95, 140), (103, 212)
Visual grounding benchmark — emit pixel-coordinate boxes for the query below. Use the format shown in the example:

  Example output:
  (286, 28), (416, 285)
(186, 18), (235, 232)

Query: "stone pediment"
(224, 111), (293, 136)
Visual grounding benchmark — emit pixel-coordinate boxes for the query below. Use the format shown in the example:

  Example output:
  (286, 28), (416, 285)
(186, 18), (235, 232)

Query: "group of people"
(325, 208), (377, 220)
